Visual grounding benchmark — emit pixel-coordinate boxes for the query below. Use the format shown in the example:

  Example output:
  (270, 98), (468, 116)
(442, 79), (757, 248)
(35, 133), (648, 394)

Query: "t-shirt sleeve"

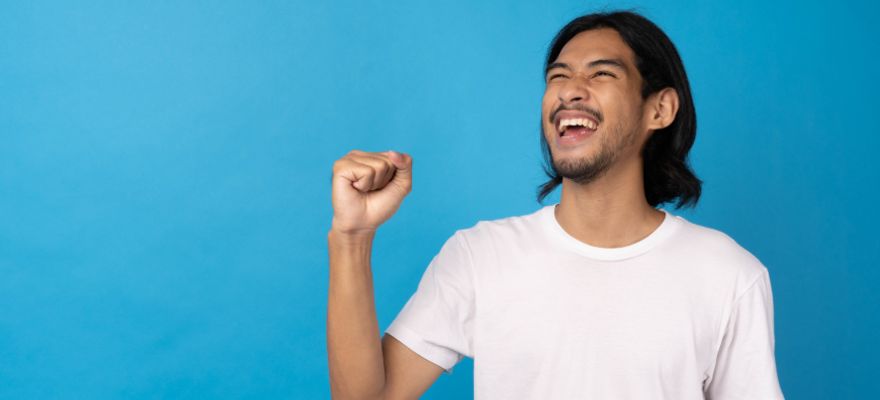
(704, 268), (785, 399)
(384, 231), (475, 375)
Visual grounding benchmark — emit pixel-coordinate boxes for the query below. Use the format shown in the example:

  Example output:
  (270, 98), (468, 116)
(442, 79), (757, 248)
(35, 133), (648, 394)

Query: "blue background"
(2, 0), (877, 398)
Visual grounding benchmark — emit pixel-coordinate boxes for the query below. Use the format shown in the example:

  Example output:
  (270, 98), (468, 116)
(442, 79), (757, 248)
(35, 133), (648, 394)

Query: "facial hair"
(544, 116), (640, 186)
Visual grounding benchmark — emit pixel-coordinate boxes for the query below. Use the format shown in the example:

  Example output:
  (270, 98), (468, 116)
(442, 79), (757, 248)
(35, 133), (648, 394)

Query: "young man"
(327, 11), (785, 400)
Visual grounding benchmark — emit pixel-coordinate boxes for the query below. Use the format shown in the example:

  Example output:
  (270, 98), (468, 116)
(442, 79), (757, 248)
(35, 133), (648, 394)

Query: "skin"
(327, 150), (444, 400)
(326, 27), (682, 399)
(542, 28), (680, 248)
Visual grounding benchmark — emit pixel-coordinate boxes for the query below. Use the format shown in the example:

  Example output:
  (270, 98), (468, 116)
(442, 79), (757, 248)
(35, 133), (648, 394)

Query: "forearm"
(326, 229), (386, 400)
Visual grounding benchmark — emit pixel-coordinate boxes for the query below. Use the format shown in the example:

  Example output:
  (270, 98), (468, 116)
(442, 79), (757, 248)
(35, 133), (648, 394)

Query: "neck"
(554, 156), (665, 248)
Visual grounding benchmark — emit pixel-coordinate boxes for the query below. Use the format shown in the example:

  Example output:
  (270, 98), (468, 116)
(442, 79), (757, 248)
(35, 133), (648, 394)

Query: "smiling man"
(327, 10), (785, 400)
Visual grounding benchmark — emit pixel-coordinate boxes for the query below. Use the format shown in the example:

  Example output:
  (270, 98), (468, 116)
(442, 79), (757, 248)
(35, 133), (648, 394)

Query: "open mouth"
(556, 117), (598, 137)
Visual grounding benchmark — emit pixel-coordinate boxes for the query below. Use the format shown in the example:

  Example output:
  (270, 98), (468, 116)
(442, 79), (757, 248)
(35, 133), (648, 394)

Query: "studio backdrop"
(1, 0), (877, 398)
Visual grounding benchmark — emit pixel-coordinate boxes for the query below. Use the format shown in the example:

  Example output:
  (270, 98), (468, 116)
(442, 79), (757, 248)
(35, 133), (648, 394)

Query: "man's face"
(542, 28), (648, 185)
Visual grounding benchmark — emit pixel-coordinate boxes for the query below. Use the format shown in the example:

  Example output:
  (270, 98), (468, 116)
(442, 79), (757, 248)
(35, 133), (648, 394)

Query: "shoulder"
(425, 208), (548, 281)
(671, 214), (770, 295)
(452, 206), (549, 248)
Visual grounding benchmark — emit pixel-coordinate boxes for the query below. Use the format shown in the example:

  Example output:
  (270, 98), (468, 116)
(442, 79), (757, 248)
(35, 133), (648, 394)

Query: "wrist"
(328, 226), (376, 246)
(330, 218), (378, 237)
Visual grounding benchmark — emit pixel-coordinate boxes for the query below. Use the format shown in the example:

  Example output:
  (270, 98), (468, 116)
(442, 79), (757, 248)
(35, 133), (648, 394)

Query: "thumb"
(386, 151), (412, 186)
(386, 151), (411, 171)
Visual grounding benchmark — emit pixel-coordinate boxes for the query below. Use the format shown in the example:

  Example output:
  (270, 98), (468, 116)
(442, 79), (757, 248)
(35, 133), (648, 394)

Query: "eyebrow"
(545, 58), (628, 75)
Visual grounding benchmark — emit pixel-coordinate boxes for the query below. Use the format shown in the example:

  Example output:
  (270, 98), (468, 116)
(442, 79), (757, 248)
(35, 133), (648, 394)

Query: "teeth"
(558, 118), (597, 131)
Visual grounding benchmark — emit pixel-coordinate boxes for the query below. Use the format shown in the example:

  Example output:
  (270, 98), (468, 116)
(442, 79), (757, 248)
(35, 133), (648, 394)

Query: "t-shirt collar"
(541, 203), (682, 261)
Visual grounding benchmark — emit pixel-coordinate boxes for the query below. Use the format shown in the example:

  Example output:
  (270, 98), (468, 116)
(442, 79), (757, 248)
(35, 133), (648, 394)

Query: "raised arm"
(327, 150), (444, 400)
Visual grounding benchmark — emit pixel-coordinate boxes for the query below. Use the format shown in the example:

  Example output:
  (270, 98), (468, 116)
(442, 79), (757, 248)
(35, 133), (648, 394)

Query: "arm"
(704, 268), (785, 399)
(327, 150), (444, 400)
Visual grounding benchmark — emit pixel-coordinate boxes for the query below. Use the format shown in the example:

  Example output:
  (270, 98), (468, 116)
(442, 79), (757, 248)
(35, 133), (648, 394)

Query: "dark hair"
(537, 10), (702, 209)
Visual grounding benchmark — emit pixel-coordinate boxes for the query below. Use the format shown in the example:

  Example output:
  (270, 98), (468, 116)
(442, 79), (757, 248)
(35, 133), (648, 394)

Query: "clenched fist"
(330, 149), (413, 235)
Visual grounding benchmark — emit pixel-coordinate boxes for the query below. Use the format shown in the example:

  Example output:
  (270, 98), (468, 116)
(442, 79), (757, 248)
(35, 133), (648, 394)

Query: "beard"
(554, 139), (615, 185)
(544, 117), (639, 186)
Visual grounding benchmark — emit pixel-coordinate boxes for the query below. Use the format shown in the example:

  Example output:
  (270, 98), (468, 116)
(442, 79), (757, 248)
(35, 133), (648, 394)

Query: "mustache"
(551, 104), (603, 124)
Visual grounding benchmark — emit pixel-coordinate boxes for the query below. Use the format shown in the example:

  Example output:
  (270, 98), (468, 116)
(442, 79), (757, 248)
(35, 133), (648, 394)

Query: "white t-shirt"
(385, 204), (785, 399)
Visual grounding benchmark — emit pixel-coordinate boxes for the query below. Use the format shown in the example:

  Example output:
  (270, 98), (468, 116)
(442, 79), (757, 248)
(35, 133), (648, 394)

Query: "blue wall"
(1, 0), (877, 398)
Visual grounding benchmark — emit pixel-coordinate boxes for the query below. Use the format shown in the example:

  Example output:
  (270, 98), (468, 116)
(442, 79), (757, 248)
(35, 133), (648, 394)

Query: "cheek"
(541, 92), (555, 122)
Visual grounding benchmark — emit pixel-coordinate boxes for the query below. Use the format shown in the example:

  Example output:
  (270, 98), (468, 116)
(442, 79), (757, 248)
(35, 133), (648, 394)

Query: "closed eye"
(547, 74), (568, 82)
(593, 71), (617, 78)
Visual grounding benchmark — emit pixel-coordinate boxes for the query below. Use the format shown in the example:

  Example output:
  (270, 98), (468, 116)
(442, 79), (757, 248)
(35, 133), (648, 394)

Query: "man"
(327, 10), (785, 400)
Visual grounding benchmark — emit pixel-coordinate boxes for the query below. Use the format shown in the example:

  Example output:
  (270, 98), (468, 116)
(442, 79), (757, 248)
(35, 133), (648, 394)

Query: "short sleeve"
(384, 231), (475, 375)
(704, 268), (785, 399)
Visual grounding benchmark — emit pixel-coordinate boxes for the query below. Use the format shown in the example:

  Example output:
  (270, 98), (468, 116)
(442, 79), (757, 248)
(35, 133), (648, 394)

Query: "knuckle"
(333, 158), (353, 174)
(362, 158), (385, 173)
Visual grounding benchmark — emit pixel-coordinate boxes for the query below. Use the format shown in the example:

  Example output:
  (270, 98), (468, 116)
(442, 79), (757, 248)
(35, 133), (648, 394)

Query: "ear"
(643, 87), (679, 131)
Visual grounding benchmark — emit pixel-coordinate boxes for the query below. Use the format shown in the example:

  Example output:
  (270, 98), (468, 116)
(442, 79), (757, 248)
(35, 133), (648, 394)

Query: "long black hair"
(537, 10), (702, 209)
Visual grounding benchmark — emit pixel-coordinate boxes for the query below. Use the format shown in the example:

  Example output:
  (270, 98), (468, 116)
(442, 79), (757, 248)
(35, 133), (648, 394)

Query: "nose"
(557, 75), (590, 103)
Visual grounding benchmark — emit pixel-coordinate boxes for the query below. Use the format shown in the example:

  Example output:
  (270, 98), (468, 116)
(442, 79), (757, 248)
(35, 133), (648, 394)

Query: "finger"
(353, 151), (396, 173)
(385, 151), (413, 193)
(336, 158), (377, 192)
(385, 151), (408, 169)
(363, 153), (397, 190)
(349, 153), (396, 191)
